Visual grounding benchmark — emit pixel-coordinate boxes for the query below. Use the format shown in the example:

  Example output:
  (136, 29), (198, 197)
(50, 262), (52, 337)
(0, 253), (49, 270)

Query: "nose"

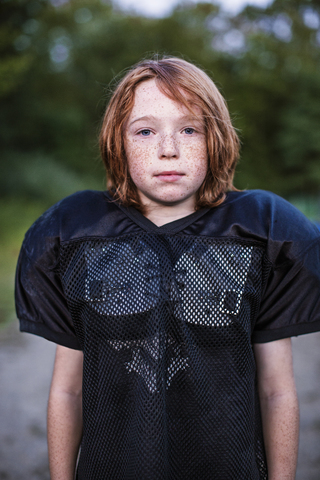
(158, 134), (179, 159)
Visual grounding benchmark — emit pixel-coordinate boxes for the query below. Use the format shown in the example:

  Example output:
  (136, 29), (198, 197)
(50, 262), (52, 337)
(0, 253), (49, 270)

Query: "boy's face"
(124, 79), (208, 214)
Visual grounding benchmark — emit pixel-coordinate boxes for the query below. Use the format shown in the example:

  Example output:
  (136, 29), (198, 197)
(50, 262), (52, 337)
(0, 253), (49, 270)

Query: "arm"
(254, 338), (299, 480)
(47, 344), (84, 480)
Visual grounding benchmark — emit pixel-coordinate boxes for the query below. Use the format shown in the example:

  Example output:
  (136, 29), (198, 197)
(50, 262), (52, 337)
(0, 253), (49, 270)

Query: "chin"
(152, 195), (191, 207)
(139, 188), (195, 209)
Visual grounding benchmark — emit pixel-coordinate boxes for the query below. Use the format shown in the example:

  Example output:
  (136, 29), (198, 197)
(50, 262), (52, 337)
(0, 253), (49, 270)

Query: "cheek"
(125, 140), (156, 187)
(183, 141), (208, 179)
(125, 139), (157, 174)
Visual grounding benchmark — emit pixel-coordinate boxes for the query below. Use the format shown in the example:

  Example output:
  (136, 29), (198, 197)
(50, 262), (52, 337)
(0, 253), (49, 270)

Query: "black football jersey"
(15, 190), (320, 480)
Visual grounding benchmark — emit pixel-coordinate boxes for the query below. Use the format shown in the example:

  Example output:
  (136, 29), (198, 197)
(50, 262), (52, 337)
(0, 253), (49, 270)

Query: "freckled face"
(123, 79), (208, 212)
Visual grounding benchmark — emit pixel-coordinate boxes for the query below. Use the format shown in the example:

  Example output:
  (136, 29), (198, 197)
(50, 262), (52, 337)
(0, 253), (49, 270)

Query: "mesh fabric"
(60, 233), (268, 479)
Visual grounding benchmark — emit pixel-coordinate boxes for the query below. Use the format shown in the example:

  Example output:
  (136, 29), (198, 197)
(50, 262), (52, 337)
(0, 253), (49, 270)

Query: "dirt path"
(0, 323), (55, 480)
(0, 321), (319, 479)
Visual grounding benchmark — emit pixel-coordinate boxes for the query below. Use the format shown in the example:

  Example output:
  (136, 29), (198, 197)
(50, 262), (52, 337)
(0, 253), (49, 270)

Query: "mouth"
(155, 171), (185, 182)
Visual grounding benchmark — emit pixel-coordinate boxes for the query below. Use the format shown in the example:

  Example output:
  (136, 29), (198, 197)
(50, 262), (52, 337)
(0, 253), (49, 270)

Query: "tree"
(1, 0), (320, 201)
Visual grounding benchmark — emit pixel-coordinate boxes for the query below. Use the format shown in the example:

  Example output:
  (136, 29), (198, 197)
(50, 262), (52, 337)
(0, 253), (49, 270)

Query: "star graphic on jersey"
(107, 333), (188, 394)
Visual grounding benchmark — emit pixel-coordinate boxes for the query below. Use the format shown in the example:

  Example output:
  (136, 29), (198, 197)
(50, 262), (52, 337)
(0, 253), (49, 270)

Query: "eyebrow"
(128, 115), (156, 127)
(128, 114), (203, 127)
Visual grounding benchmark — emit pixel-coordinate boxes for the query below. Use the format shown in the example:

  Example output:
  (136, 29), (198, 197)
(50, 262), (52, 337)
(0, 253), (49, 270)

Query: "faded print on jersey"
(84, 241), (161, 315)
(83, 239), (253, 327)
(61, 237), (254, 393)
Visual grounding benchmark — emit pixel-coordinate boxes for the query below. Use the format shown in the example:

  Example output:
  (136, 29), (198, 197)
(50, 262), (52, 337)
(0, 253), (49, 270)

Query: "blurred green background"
(1, 0), (320, 327)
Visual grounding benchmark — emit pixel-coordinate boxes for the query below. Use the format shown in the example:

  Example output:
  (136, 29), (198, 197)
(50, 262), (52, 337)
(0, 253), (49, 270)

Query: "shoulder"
(226, 189), (300, 218)
(22, 190), (145, 260)
(224, 189), (319, 242)
(195, 190), (319, 262)
(22, 191), (115, 258)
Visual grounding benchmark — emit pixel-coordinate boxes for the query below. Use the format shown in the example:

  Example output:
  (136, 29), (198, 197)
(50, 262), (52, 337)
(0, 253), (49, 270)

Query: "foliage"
(1, 0), (320, 199)
(1, 0), (320, 324)
(0, 198), (47, 327)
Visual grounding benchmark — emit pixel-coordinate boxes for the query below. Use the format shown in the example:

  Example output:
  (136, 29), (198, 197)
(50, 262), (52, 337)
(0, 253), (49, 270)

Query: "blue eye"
(139, 129), (151, 136)
(184, 128), (195, 135)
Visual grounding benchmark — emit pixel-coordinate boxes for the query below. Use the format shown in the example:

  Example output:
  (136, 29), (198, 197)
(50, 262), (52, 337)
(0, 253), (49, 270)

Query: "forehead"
(129, 79), (201, 118)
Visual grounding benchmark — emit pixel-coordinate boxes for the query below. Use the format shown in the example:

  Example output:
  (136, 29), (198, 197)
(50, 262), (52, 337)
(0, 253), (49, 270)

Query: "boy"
(15, 57), (320, 479)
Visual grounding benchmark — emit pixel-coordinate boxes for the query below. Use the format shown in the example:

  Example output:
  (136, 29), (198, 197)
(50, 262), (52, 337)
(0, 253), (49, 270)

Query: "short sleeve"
(252, 199), (320, 343)
(15, 208), (82, 350)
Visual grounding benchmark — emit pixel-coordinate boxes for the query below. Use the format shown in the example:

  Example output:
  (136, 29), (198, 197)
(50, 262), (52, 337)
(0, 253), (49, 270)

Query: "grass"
(0, 198), (48, 328)
(289, 196), (320, 224)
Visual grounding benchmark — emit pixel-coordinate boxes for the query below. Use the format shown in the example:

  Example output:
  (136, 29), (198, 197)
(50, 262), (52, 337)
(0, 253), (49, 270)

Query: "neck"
(144, 203), (196, 227)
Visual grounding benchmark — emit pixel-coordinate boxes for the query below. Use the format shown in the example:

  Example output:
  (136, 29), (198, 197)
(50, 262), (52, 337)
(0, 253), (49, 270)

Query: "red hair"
(100, 56), (240, 211)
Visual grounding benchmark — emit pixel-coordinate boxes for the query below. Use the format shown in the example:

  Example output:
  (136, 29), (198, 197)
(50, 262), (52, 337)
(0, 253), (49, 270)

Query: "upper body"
(15, 188), (320, 479)
(15, 57), (320, 480)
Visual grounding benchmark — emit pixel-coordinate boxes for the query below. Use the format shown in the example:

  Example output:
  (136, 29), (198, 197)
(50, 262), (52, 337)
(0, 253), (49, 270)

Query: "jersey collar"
(104, 191), (210, 234)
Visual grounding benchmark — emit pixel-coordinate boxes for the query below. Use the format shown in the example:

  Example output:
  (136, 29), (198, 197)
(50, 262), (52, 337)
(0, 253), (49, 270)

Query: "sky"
(114, 0), (273, 17)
